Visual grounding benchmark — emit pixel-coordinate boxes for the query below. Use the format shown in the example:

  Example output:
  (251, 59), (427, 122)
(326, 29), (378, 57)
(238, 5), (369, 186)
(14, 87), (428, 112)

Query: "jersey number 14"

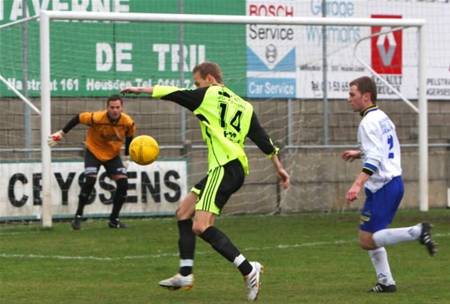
(219, 103), (242, 132)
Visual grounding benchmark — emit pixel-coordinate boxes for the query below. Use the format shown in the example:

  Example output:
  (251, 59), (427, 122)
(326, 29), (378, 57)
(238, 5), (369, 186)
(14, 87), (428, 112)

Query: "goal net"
(0, 11), (427, 227)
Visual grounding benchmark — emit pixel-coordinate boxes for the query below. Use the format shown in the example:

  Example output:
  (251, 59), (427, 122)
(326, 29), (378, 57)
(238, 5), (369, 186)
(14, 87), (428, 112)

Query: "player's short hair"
(349, 76), (377, 103)
(192, 62), (224, 84)
(106, 95), (123, 106)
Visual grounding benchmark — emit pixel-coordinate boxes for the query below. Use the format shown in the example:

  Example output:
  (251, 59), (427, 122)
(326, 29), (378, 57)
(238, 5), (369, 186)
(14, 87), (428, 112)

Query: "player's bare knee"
(176, 205), (193, 220)
(176, 195), (196, 220)
(175, 207), (182, 220)
(192, 222), (209, 235)
(359, 242), (372, 250)
(175, 207), (188, 220)
(359, 237), (376, 250)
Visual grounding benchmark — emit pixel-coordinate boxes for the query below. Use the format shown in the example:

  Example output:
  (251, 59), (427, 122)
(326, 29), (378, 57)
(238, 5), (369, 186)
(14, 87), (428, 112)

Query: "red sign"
(371, 15), (402, 74)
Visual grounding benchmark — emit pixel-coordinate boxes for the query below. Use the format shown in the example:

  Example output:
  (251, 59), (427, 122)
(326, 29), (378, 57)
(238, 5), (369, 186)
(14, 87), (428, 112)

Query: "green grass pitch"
(0, 209), (449, 304)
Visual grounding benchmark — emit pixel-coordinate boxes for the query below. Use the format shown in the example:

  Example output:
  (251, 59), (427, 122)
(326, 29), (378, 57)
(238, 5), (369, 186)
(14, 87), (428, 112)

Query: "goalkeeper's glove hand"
(48, 130), (65, 147)
(123, 155), (131, 168)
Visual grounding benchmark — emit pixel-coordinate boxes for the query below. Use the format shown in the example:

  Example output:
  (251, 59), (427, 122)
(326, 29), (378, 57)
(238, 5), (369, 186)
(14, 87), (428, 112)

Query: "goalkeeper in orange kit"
(48, 95), (136, 230)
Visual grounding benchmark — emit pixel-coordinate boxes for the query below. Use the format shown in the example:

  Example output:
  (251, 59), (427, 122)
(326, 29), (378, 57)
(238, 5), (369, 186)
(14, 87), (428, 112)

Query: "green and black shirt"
(152, 85), (279, 174)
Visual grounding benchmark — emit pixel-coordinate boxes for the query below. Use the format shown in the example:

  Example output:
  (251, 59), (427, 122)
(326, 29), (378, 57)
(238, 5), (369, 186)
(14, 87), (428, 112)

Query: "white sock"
(373, 224), (422, 247)
(368, 247), (395, 285)
(179, 259), (194, 268)
(233, 254), (246, 267)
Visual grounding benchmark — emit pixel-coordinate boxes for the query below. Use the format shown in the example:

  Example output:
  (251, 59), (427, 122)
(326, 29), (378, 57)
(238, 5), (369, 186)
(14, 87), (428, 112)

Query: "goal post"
(40, 12), (52, 228)
(36, 11), (428, 227)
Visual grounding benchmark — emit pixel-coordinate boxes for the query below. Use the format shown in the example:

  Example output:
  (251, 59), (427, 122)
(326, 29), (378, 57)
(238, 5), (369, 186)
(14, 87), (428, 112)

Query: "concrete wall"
(1, 97), (449, 213)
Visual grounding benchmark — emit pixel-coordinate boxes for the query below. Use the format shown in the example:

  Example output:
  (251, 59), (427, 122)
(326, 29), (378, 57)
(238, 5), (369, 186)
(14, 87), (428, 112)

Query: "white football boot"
(158, 273), (194, 290)
(245, 261), (263, 301)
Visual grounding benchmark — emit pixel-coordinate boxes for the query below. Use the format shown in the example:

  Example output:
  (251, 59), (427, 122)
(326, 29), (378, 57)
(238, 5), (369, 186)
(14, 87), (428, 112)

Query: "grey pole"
(178, 0), (186, 144)
(22, 1), (32, 158)
(322, 0), (329, 145)
(287, 98), (293, 146)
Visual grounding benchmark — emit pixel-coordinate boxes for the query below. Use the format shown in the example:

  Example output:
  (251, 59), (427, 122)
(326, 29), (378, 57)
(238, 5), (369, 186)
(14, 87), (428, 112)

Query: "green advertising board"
(0, 0), (246, 97)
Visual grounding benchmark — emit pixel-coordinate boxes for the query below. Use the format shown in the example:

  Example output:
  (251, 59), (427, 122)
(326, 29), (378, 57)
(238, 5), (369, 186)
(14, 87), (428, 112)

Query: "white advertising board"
(246, 0), (450, 100)
(0, 161), (187, 219)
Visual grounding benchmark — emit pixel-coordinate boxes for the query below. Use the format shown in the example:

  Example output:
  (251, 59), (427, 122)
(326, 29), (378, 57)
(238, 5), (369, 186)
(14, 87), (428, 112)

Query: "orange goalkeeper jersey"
(79, 111), (136, 162)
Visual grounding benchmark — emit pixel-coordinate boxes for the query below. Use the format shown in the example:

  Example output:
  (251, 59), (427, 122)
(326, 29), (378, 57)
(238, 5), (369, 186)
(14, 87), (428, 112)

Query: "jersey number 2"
(387, 135), (394, 159)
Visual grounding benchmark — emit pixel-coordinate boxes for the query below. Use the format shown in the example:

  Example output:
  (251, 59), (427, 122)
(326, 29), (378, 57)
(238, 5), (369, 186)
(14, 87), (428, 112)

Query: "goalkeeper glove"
(48, 130), (65, 147)
(122, 155), (131, 168)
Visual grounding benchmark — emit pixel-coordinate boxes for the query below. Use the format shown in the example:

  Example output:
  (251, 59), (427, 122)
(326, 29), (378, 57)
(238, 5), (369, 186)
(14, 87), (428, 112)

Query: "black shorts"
(84, 149), (127, 176)
(191, 159), (245, 215)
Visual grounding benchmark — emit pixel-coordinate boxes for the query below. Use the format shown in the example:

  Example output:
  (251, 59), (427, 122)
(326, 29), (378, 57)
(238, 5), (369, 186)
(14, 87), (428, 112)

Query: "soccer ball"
(129, 135), (160, 165)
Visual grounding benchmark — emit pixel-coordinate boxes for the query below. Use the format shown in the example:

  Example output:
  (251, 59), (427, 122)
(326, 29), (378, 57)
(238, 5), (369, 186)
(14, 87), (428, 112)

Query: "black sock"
(199, 226), (251, 275)
(110, 200), (124, 221)
(76, 193), (90, 217)
(110, 179), (127, 221)
(179, 267), (192, 277)
(76, 175), (96, 217)
(178, 219), (195, 276)
(75, 202), (85, 217)
(238, 260), (253, 276)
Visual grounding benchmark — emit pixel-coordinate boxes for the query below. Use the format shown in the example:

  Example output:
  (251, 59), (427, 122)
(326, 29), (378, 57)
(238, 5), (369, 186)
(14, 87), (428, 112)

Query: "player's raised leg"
(373, 222), (437, 256)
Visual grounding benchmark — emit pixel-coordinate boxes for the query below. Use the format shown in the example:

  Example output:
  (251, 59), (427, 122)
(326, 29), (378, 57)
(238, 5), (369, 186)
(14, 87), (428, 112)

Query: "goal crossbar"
(38, 11), (428, 227)
(43, 10), (425, 26)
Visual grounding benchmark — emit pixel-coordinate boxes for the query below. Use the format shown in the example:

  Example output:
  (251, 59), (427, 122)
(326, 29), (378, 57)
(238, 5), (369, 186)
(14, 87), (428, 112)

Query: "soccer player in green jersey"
(121, 62), (289, 301)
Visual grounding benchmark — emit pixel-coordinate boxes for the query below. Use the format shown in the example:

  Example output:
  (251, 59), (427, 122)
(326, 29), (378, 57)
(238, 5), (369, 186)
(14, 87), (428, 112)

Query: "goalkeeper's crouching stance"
(121, 62), (290, 301)
(48, 95), (136, 230)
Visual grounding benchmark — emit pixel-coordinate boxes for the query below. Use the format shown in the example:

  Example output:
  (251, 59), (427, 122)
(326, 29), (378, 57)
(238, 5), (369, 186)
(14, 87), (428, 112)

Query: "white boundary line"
(0, 231), (42, 236)
(1, 233), (448, 262)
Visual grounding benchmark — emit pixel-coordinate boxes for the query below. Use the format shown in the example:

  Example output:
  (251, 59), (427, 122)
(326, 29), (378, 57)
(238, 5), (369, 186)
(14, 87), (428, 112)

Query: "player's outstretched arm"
(342, 149), (361, 162)
(271, 154), (290, 190)
(121, 86), (153, 95)
(48, 114), (80, 147)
